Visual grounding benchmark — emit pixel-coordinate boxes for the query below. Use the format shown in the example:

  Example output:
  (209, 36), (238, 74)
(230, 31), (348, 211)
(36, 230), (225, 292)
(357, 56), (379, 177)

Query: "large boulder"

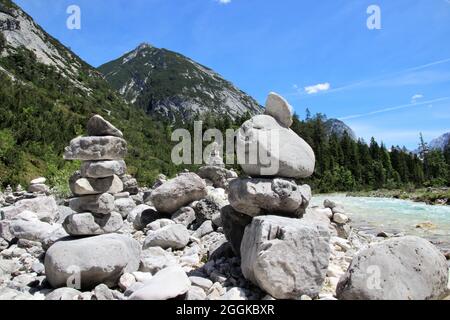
(150, 173), (207, 214)
(140, 247), (178, 274)
(80, 160), (127, 179)
(336, 236), (449, 300)
(69, 193), (115, 215)
(241, 216), (330, 299)
(1, 196), (58, 222)
(197, 166), (237, 189)
(236, 114), (315, 178)
(228, 178), (311, 218)
(86, 115), (123, 138)
(44, 234), (141, 290)
(143, 224), (190, 250)
(9, 211), (62, 243)
(63, 136), (127, 161)
(264, 92), (293, 128)
(69, 172), (123, 196)
(221, 205), (252, 257)
(63, 212), (123, 236)
(129, 266), (191, 300)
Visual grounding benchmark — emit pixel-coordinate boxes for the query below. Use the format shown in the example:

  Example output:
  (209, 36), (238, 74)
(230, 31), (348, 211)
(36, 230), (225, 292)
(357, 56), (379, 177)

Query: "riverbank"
(347, 188), (450, 206)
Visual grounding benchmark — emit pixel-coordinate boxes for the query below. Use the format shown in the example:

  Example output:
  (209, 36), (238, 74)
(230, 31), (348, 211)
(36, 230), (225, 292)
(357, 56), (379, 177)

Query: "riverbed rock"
(140, 247), (178, 274)
(9, 215), (62, 243)
(236, 114), (315, 178)
(143, 224), (190, 250)
(28, 184), (50, 194)
(64, 136), (127, 161)
(69, 193), (115, 215)
(133, 206), (161, 230)
(1, 196), (58, 222)
(87, 115), (123, 138)
(194, 199), (222, 228)
(63, 212), (123, 236)
(114, 197), (136, 218)
(228, 178), (311, 218)
(336, 236), (449, 300)
(129, 266), (191, 300)
(150, 173), (207, 214)
(171, 207), (196, 227)
(45, 287), (82, 301)
(198, 166), (237, 189)
(264, 92), (294, 128)
(44, 234), (141, 290)
(80, 160), (127, 179)
(120, 175), (139, 195)
(69, 173), (123, 196)
(333, 213), (349, 225)
(221, 205), (252, 257)
(241, 215), (330, 299)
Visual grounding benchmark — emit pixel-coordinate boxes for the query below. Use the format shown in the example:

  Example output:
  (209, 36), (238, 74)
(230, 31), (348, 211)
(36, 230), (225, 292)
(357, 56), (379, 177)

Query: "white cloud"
(304, 82), (331, 94)
(217, 0), (232, 4)
(411, 94), (424, 103)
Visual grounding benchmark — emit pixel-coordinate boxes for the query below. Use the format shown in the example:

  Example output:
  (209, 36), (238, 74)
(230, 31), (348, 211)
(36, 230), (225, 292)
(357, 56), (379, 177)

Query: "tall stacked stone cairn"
(44, 115), (140, 290)
(223, 92), (331, 300)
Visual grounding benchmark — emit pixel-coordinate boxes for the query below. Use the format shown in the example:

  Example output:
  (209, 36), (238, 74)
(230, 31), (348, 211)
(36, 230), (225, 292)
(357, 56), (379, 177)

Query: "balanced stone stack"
(62, 115), (127, 236)
(224, 92), (331, 299)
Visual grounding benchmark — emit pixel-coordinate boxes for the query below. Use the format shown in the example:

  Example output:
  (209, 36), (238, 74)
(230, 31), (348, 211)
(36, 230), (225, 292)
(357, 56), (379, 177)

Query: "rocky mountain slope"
(324, 119), (357, 141)
(0, 0), (179, 188)
(98, 43), (262, 121)
(429, 132), (450, 151)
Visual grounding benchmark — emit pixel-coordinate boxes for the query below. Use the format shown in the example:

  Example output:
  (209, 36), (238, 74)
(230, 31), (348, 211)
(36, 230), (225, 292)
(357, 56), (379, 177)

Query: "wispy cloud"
(287, 57), (450, 98)
(411, 93), (424, 103)
(304, 82), (330, 94)
(339, 97), (450, 120)
(216, 0), (232, 4)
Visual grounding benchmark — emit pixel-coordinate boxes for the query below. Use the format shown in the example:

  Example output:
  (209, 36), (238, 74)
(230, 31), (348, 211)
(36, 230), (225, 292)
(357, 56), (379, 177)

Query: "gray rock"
(143, 224), (190, 250)
(30, 177), (46, 185)
(186, 286), (207, 300)
(28, 184), (49, 194)
(114, 197), (136, 218)
(69, 193), (115, 215)
(333, 212), (349, 225)
(189, 276), (213, 291)
(133, 206), (162, 230)
(336, 236), (449, 300)
(150, 173), (207, 214)
(192, 220), (214, 239)
(121, 175), (139, 195)
(221, 205), (252, 257)
(45, 287), (82, 300)
(69, 172), (123, 196)
(63, 212), (123, 236)
(9, 217), (61, 243)
(198, 166), (237, 189)
(171, 207), (196, 227)
(64, 136), (127, 161)
(129, 266), (191, 300)
(87, 115), (123, 138)
(44, 234), (141, 290)
(264, 92), (293, 128)
(56, 206), (76, 224)
(220, 287), (248, 300)
(0, 220), (14, 242)
(194, 199), (222, 228)
(1, 196), (58, 222)
(229, 178), (311, 218)
(140, 247), (178, 274)
(127, 204), (153, 224)
(81, 160), (127, 179)
(236, 115), (315, 178)
(94, 284), (115, 300)
(241, 215), (330, 299)
(147, 219), (175, 231)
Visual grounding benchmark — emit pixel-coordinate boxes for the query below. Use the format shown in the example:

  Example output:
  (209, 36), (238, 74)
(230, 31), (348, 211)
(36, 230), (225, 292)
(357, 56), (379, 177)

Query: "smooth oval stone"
(87, 115), (123, 138)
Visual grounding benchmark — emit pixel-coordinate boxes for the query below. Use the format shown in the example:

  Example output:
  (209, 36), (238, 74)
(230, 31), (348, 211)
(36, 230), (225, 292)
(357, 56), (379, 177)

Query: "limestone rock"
(228, 178), (311, 218)
(221, 205), (253, 257)
(70, 172), (123, 196)
(69, 193), (115, 215)
(80, 160), (127, 179)
(64, 136), (127, 161)
(143, 224), (190, 250)
(63, 212), (123, 236)
(87, 115), (123, 138)
(44, 234), (141, 290)
(236, 115), (315, 178)
(114, 197), (136, 218)
(150, 173), (207, 214)
(171, 207), (196, 227)
(264, 92), (294, 128)
(140, 247), (178, 274)
(336, 236), (449, 300)
(129, 266), (191, 300)
(241, 215), (330, 299)
(1, 196), (58, 222)
(198, 166), (237, 189)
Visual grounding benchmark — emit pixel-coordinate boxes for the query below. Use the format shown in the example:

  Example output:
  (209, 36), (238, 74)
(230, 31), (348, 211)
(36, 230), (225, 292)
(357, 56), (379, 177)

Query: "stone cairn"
(223, 92), (331, 300)
(63, 115), (128, 236)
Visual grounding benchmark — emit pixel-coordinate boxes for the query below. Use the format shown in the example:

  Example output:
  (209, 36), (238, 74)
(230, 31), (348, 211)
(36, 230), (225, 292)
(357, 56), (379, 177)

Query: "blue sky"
(15, 0), (450, 150)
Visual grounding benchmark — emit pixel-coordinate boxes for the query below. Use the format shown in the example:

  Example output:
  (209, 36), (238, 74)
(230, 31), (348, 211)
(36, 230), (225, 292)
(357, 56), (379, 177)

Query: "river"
(311, 194), (450, 251)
